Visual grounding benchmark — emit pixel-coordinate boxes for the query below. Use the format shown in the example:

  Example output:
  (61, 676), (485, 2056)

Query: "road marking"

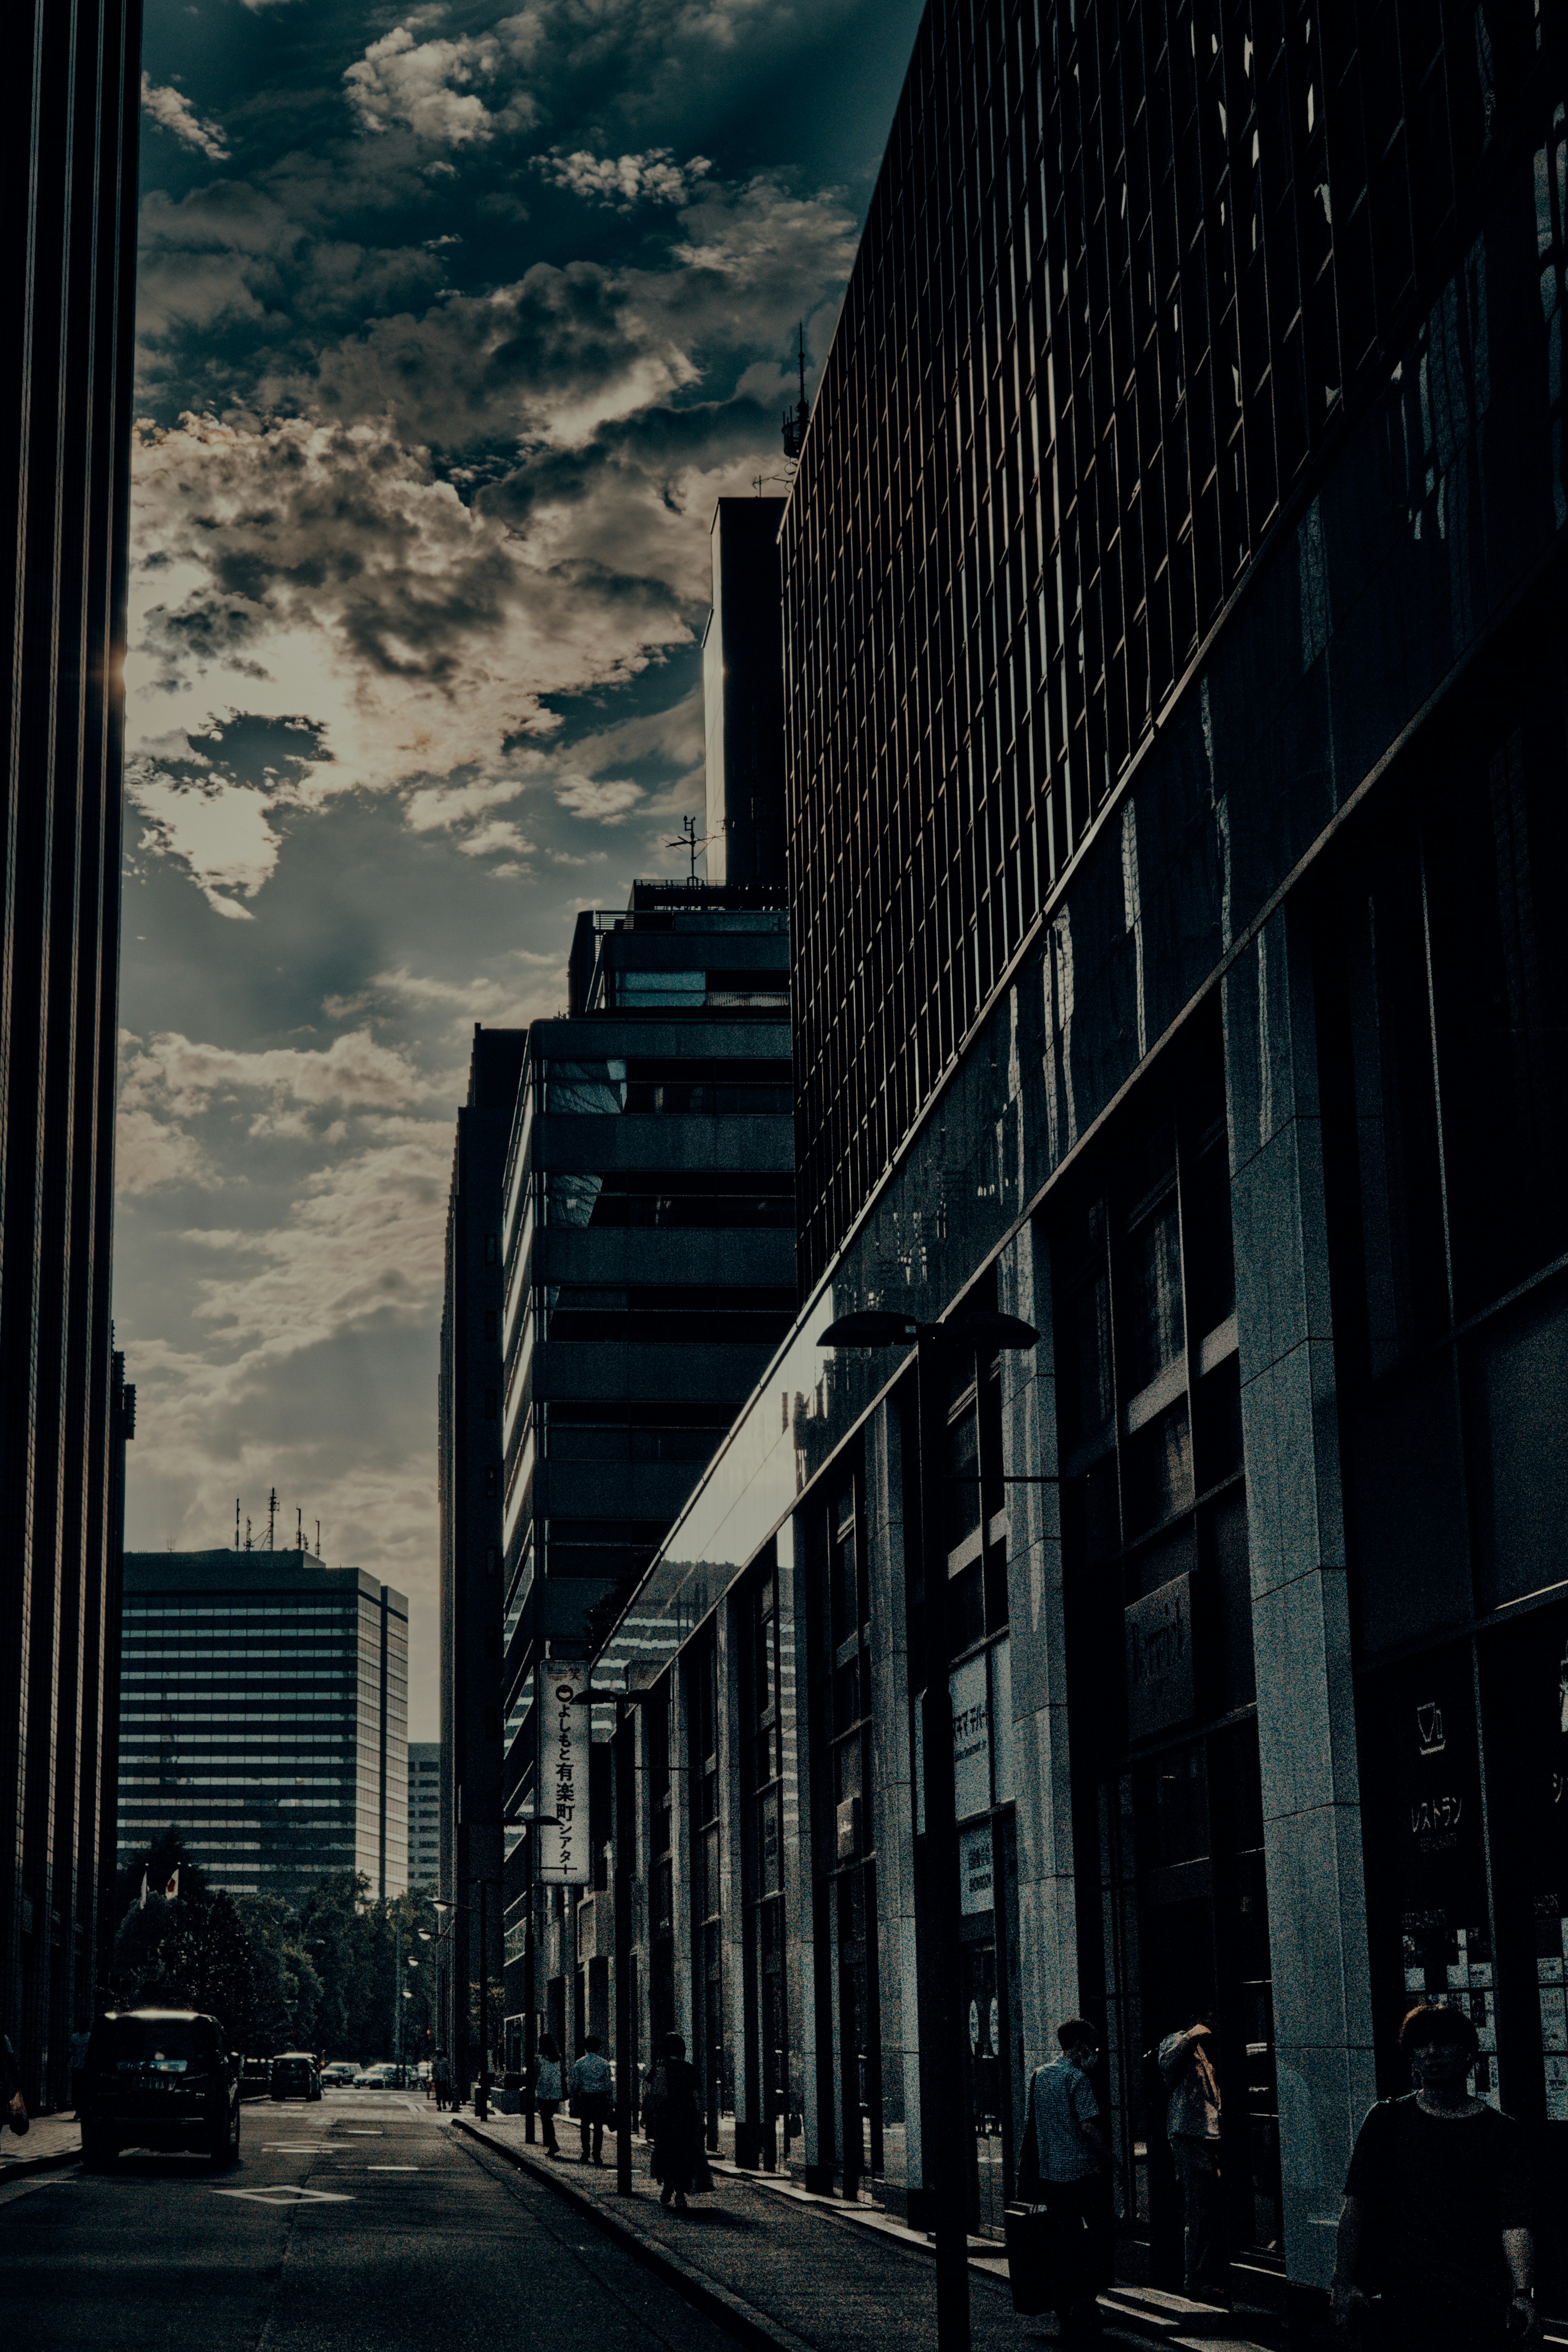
(213, 2185), (353, 2205)
(366, 2165), (421, 2171)
(340, 2130), (381, 2137)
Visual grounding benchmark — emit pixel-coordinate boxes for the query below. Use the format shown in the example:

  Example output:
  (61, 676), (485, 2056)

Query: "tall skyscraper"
(407, 1742), (440, 1891)
(0, 1), (143, 2110)
(118, 1552), (408, 1903)
(591, 0), (1568, 2329)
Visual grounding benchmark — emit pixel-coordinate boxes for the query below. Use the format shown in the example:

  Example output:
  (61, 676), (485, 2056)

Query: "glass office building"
(408, 1742), (440, 1889)
(118, 1551), (408, 1902)
(590, 0), (1568, 2336)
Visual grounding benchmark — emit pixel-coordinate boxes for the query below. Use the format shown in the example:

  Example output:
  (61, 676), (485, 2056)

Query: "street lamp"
(820, 1303), (1039, 2352)
(569, 1682), (653, 2198)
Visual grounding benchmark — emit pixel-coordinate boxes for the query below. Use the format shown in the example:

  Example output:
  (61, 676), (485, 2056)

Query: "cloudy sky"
(120, 0), (922, 1734)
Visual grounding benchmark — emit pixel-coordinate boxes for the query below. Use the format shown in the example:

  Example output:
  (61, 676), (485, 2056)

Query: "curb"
(0, 2143), (81, 2185)
(452, 2118), (819, 2352)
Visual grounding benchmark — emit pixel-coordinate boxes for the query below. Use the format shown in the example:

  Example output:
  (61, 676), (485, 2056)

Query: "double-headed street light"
(820, 1304), (1039, 2352)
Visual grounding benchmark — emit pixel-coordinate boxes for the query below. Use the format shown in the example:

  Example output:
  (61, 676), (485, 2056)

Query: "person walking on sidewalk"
(432, 2051), (448, 2111)
(534, 2035), (564, 2156)
(644, 2032), (706, 2209)
(1331, 2003), (1540, 2350)
(571, 2034), (613, 2166)
(1017, 2019), (1119, 2345)
(1158, 2013), (1224, 2299)
(2, 2031), (27, 2137)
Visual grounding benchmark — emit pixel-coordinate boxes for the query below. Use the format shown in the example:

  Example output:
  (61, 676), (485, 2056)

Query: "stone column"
(776, 1512), (826, 2179)
(864, 1395), (920, 2208)
(997, 1221), (1079, 2097)
(668, 1660), (694, 2052)
(715, 1590), (750, 2152)
(1223, 901), (1375, 2292)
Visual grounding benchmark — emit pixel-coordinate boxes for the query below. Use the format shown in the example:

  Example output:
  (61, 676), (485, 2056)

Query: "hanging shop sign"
(1125, 1572), (1194, 1740)
(537, 1661), (590, 1883)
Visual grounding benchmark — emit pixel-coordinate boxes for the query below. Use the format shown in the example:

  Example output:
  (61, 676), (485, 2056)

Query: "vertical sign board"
(1125, 1573), (1195, 1742)
(538, 1661), (591, 1884)
(950, 1653), (992, 1822)
(1376, 1650), (1497, 2100)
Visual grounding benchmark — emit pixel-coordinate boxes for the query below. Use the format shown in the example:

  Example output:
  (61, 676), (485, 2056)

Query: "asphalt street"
(0, 2089), (739, 2352)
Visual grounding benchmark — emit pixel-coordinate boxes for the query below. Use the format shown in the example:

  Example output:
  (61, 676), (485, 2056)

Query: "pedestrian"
(1332, 2002), (1539, 2350)
(1158, 2013), (1224, 2300)
(433, 2051), (449, 2111)
(2, 2031), (27, 2137)
(534, 2034), (564, 2156)
(69, 2029), (91, 2117)
(571, 2032), (614, 2167)
(644, 2031), (707, 2210)
(1016, 2019), (1120, 2345)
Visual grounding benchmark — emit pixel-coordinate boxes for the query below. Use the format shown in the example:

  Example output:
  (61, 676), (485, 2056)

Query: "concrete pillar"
(998, 1220), (1079, 2073)
(669, 1662), (694, 2053)
(1223, 902), (1375, 2293)
(777, 1511), (825, 2178)
(716, 1591), (748, 2142)
(864, 1395), (920, 2205)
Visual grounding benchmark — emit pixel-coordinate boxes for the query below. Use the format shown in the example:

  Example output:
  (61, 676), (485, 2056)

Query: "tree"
(111, 1883), (265, 2049)
(233, 1896), (322, 2054)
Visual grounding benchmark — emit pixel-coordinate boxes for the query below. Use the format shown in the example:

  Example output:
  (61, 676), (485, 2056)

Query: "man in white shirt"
(1019, 2019), (1118, 2345)
(570, 2033), (614, 2166)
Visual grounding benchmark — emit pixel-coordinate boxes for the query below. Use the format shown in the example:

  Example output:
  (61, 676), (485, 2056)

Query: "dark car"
(270, 2051), (321, 2102)
(80, 2009), (241, 2169)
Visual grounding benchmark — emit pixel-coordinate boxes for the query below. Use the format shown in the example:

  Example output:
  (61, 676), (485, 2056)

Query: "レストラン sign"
(538, 1662), (590, 1883)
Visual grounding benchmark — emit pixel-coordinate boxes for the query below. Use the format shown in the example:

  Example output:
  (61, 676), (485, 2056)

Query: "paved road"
(0, 2089), (737, 2352)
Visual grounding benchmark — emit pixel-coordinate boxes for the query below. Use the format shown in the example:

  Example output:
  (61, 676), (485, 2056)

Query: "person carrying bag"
(3, 2032), (28, 2137)
(1007, 2020), (1120, 2345)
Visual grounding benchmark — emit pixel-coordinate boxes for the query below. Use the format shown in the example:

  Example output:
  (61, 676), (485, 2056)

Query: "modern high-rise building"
(118, 1551), (408, 1903)
(408, 1742), (440, 1890)
(592, 0), (1568, 2336)
(0, 1), (143, 2112)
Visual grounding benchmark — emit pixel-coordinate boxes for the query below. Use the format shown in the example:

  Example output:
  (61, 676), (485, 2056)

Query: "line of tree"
(111, 1831), (441, 2062)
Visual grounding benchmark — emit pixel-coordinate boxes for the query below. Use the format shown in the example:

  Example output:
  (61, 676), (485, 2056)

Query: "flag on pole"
(165, 1867), (180, 1901)
(139, 1871), (148, 1910)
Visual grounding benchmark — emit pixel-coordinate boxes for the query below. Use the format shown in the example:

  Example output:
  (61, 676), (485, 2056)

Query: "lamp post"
(501, 1804), (559, 2142)
(820, 1305), (1039, 2352)
(433, 1879), (502, 2117)
(569, 1683), (652, 2197)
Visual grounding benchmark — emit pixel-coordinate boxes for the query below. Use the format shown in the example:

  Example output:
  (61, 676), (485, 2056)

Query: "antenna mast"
(235, 1497), (241, 1552)
(781, 322), (809, 459)
(666, 812), (707, 883)
(267, 1487), (277, 1551)
(316, 1519), (321, 1560)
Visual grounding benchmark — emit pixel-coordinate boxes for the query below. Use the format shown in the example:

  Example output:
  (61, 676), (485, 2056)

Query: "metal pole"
(918, 1326), (971, 2352)
(477, 1880), (489, 2121)
(615, 1697), (633, 2195)
(394, 1913), (403, 2085)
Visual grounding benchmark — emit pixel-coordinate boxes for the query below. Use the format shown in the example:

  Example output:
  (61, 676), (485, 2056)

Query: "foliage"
(109, 1831), (437, 2065)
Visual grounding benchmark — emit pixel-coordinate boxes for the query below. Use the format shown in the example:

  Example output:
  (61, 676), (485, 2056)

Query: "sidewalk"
(0, 2109), (80, 2181)
(450, 2111), (1274, 2352)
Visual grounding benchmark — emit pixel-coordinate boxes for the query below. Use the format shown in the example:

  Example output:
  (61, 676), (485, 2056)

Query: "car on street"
(78, 2008), (241, 2169)
(352, 2062), (399, 2087)
(320, 2061), (357, 2087)
(269, 2051), (321, 2101)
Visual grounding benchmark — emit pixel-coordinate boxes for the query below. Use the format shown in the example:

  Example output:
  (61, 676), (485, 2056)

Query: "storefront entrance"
(960, 1932), (1008, 2232)
(1094, 1720), (1282, 2287)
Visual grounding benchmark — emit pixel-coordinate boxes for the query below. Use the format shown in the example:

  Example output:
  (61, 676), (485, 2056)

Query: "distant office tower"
(0, 4), (143, 2110)
(438, 1030), (530, 2093)
(118, 1552), (408, 1903)
(704, 498), (788, 887)
(407, 1742), (440, 1890)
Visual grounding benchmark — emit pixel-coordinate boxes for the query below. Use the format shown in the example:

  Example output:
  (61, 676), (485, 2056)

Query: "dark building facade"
(592, 0), (1568, 2335)
(704, 497), (789, 888)
(118, 1551), (408, 1904)
(497, 886), (795, 2076)
(0, 1), (143, 2110)
(438, 1028), (529, 2092)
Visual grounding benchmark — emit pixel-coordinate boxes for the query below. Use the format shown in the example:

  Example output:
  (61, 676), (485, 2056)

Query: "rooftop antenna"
(316, 1519), (321, 1560)
(244, 1516), (253, 1552)
(296, 1506), (303, 1553)
(666, 812), (708, 883)
(781, 322), (809, 459)
(235, 1497), (241, 1553)
(267, 1487), (277, 1551)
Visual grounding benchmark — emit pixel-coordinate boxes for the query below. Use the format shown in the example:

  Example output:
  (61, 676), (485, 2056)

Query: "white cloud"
(343, 24), (535, 147)
(120, 1026), (444, 1128)
(539, 148), (712, 208)
(127, 764), (287, 916)
(141, 75), (230, 162)
(554, 773), (642, 822)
